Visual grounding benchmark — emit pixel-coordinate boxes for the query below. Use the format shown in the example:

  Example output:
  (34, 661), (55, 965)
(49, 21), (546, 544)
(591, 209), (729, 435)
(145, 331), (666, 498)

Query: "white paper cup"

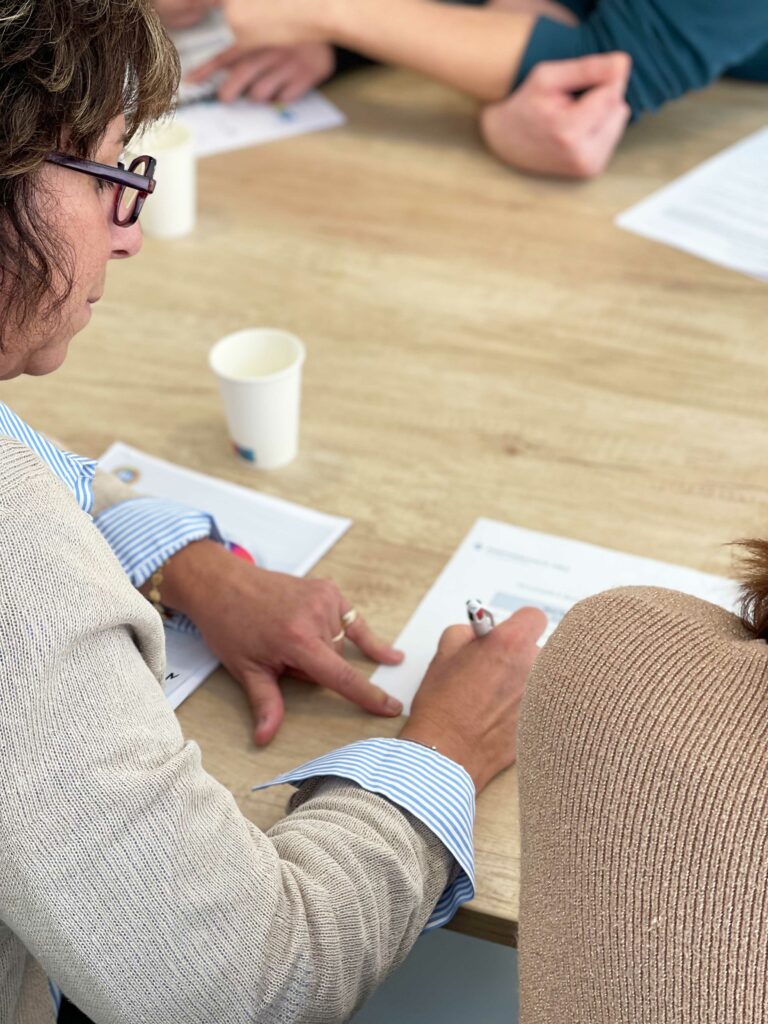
(209, 328), (306, 469)
(128, 120), (195, 239)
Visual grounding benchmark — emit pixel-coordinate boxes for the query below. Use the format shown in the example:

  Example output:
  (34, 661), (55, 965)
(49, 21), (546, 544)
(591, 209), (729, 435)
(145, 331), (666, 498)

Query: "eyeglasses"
(45, 152), (157, 227)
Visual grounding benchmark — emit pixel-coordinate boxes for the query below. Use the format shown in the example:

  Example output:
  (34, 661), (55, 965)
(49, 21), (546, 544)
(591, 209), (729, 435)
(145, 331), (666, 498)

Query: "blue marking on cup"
(232, 441), (256, 463)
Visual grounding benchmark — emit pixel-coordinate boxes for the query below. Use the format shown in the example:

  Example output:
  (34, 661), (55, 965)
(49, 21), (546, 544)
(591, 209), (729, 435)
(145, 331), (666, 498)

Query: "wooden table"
(7, 68), (767, 946)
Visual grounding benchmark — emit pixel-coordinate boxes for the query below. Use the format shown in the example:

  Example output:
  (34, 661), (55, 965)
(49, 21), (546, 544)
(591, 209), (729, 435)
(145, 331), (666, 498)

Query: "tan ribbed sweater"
(0, 436), (453, 1024)
(519, 586), (768, 1023)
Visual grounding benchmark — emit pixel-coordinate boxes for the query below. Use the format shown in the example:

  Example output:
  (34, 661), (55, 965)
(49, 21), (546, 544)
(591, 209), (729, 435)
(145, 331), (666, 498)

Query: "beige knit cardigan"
(519, 585), (768, 1022)
(0, 436), (453, 1024)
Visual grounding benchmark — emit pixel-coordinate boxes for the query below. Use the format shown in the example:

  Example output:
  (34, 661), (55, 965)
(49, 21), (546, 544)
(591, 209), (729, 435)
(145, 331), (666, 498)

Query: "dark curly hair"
(0, 0), (180, 337)
(736, 539), (768, 639)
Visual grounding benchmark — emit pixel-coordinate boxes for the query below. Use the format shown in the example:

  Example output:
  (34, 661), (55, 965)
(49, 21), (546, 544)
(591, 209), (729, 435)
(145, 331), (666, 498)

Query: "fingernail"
(384, 695), (403, 715)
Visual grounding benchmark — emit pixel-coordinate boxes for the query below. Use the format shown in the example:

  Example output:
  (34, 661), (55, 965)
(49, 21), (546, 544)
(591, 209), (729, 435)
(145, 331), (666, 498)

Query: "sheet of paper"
(372, 518), (739, 713)
(99, 443), (351, 708)
(177, 93), (346, 158)
(169, 11), (345, 157)
(616, 126), (768, 281)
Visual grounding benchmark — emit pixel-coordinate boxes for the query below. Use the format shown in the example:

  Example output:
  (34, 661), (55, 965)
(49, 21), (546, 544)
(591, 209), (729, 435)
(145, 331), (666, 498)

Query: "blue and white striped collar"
(0, 401), (96, 514)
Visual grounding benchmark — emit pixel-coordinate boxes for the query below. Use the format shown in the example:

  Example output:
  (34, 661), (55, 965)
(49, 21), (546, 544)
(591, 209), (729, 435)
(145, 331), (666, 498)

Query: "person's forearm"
(328, 0), (536, 101)
(138, 536), (225, 615)
(229, 0), (537, 101)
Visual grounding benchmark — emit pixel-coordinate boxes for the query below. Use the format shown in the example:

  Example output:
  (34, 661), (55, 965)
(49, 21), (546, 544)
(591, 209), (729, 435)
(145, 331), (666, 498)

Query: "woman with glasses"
(37, 155), (414, 750)
(0, 1), (545, 1021)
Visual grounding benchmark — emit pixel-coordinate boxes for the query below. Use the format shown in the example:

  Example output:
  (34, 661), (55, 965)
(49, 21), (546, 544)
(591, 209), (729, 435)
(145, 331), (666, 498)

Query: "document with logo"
(616, 126), (768, 281)
(372, 518), (738, 713)
(170, 11), (345, 157)
(99, 443), (351, 708)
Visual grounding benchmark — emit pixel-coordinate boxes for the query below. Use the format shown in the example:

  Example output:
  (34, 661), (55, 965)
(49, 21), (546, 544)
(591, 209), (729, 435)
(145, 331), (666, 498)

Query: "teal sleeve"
(728, 41), (768, 82)
(515, 1), (768, 118)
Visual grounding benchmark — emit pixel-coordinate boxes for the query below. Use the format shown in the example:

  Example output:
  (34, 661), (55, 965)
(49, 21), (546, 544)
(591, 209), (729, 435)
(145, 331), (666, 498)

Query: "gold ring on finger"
(341, 608), (358, 629)
(331, 608), (358, 644)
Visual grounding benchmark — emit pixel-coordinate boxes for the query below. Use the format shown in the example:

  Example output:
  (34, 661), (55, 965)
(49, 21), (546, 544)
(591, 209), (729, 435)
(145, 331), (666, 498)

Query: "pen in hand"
(466, 598), (495, 638)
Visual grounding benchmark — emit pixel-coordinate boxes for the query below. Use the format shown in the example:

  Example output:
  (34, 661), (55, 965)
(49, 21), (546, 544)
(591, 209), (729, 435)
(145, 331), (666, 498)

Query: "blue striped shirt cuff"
(254, 737), (476, 930)
(94, 497), (222, 587)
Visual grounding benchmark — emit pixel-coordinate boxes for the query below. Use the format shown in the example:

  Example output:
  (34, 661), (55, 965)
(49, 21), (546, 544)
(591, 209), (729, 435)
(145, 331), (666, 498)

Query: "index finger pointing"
(297, 639), (403, 717)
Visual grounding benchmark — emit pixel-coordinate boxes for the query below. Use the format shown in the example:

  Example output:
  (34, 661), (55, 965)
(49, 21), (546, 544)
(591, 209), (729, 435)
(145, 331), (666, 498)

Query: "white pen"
(466, 598), (495, 638)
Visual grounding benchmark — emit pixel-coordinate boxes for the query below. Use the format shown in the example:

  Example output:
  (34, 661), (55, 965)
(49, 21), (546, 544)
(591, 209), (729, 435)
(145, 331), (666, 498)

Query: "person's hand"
(187, 42), (336, 103)
(479, 52), (632, 178)
(399, 608), (547, 793)
(153, 0), (218, 30)
(153, 540), (404, 745)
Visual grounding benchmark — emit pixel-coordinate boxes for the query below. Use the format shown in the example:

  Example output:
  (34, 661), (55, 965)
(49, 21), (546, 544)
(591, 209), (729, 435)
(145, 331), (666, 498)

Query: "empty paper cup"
(209, 328), (306, 469)
(127, 120), (195, 239)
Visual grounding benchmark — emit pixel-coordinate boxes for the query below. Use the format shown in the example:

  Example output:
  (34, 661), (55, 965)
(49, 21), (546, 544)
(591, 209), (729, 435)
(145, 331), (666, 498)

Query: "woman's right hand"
(399, 607), (547, 793)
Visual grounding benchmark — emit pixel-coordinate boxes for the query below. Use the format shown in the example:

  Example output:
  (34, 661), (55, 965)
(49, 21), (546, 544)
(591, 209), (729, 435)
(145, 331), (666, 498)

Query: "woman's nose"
(110, 219), (143, 259)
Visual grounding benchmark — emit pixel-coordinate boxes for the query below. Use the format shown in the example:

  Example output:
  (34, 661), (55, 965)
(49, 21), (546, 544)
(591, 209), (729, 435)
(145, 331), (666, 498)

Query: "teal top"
(516, 0), (768, 117)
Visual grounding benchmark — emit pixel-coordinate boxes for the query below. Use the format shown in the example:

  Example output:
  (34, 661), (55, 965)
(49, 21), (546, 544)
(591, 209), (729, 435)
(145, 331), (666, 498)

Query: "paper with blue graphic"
(99, 443), (351, 709)
(373, 518), (739, 713)
(178, 93), (345, 159)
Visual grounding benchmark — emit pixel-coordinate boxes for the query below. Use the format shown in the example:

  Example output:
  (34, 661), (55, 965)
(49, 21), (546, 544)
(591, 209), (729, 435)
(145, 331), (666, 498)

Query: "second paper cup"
(209, 328), (306, 469)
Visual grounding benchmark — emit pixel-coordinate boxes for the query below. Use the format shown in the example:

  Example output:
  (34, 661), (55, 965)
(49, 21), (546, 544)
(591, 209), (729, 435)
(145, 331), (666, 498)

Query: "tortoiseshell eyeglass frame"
(45, 152), (157, 226)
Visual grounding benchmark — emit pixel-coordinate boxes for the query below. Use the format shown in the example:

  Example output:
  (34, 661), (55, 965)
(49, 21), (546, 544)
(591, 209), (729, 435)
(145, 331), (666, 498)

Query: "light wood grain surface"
(6, 68), (767, 946)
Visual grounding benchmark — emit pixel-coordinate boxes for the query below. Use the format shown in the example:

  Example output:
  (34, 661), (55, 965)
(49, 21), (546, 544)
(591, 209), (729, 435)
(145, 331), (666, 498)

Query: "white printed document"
(616, 126), (768, 281)
(170, 11), (345, 157)
(178, 94), (345, 158)
(99, 443), (351, 708)
(372, 519), (739, 713)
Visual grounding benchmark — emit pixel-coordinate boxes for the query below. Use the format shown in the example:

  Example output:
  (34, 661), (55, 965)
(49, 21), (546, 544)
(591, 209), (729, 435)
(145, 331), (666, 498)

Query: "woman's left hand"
(154, 540), (405, 745)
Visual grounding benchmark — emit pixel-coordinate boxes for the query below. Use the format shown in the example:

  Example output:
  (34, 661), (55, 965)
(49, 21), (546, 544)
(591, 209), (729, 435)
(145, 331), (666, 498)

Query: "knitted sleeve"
(518, 585), (768, 1023)
(0, 440), (452, 1024)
